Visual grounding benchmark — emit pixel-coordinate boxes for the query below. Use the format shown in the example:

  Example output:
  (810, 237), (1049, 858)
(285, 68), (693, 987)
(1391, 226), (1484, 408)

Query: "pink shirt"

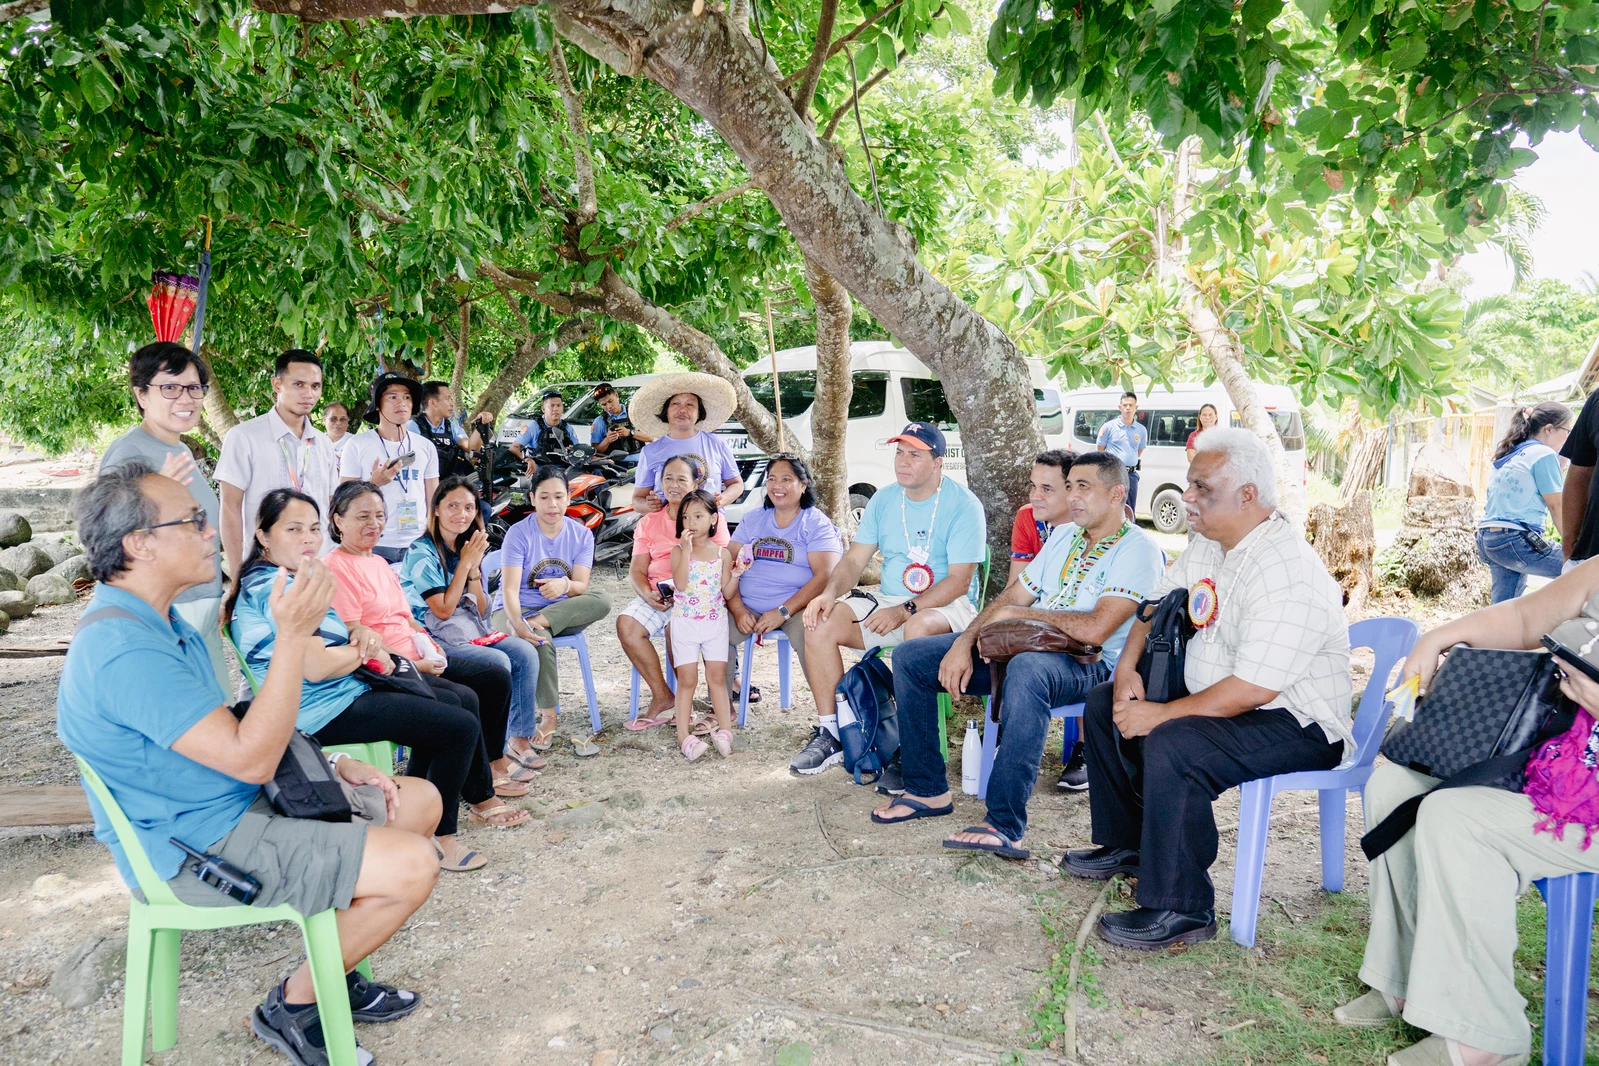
(324, 547), (421, 659)
(632, 507), (729, 584)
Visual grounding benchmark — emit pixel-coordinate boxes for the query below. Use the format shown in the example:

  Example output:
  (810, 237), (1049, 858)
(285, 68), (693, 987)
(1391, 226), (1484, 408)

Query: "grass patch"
(1132, 890), (1599, 1065)
(1024, 887), (1110, 1051)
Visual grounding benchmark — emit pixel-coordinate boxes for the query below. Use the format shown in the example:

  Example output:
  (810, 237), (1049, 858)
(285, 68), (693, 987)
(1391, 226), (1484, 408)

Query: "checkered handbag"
(1363, 646), (1571, 859)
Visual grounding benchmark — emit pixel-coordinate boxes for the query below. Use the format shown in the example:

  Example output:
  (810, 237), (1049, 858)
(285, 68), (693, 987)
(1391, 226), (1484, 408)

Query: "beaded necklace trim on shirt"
(1049, 521), (1130, 607)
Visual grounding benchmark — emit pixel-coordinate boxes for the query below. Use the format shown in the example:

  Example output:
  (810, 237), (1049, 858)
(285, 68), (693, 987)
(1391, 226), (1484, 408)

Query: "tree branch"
(780, 0), (905, 88)
(791, 0), (841, 118)
(0, 0), (49, 22)
(344, 189), (410, 226)
(663, 179), (759, 233)
(821, 54), (900, 140)
(548, 42), (599, 226)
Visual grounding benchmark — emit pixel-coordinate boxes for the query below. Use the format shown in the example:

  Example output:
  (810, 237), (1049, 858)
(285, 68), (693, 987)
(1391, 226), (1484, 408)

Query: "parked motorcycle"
(475, 422), (638, 564)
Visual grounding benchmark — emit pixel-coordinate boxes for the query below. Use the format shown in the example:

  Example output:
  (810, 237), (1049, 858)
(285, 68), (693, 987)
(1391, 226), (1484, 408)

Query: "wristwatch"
(777, 605), (791, 620)
(904, 601), (919, 616)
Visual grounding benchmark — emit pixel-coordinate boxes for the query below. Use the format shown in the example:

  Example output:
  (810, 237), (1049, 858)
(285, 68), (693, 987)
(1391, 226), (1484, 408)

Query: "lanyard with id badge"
(381, 433), (421, 533)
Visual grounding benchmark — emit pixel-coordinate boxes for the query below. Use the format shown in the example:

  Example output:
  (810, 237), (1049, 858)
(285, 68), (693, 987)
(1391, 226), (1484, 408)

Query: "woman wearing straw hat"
(629, 372), (745, 515)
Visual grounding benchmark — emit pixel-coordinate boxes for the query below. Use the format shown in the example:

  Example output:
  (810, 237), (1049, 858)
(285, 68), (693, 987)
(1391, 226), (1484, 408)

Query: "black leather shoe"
(1061, 845), (1139, 880)
(1096, 907), (1217, 950)
(1056, 743), (1089, 791)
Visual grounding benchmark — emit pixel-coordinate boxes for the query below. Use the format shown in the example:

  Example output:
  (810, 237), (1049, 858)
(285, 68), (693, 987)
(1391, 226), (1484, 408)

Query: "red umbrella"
(148, 271), (200, 343)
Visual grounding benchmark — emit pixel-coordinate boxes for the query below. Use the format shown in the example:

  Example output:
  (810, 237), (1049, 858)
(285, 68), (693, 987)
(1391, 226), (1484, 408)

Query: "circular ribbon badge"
(903, 562), (935, 594)
(1188, 577), (1219, 628)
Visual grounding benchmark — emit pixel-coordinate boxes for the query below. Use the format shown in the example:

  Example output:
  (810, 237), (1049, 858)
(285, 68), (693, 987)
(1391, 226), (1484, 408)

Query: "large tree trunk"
(474, 317), (593, 418)
(194, 344), (240, 435)
(449, 297), (471, 413)
(804, 254), (854, 530)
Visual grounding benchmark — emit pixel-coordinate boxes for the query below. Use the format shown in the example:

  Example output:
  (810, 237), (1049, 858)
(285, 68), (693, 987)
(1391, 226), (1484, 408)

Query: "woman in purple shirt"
(725, 455), (842, 691)
(629, 372), (745, 514)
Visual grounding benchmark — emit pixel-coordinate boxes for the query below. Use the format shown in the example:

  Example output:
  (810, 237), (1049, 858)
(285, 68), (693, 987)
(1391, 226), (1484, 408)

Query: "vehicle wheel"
(848, 493), (871, 528)
(1151, 488), (1188, 535)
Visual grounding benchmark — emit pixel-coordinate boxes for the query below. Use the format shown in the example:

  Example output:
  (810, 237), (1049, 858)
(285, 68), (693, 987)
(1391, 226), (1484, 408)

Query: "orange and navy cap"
(886, 422), (947, 458)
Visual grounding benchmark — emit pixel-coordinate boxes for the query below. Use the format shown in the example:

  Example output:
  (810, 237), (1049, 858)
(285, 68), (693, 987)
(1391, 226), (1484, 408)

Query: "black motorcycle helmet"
(365, 371), (425, 425)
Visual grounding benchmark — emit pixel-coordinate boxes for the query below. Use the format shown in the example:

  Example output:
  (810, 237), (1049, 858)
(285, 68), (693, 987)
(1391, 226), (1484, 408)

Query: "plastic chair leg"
(573, 636), (601, 733)
(120, 915), (154, 1066)
(737, 635), (754, 728)
(301, 910), (359, 1066)
(629, 667), (641, 722)
(1228, 778), (1275, 948)
(778, 636), (792, 711)
(1318, 787), (1347, 893)
(1539, 873), (1598, 1066)
(148, 927), (181, 1050)
(977, 699), (999, 801)
(937, 693), (952, 755)
(1061, 717), (1079, 759)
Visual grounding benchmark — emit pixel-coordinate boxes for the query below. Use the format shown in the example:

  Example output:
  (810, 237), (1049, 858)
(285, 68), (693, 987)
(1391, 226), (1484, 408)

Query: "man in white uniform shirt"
(338, 371), (439, 562)
(215, 350), (339, 585)
(1064, 428), (1351, 951)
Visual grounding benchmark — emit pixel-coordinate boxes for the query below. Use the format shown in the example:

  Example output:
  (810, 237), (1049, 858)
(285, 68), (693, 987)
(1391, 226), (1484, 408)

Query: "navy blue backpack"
(836, 648), (901, 785)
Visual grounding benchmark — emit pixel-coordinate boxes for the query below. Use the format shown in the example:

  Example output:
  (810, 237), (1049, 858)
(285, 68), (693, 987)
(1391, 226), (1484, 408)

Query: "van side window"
(1145, 411), (1193, 446)
(1073, 409), (1120, 444)
(1227, 410), (1306, 450)
(849, 372), (889, 419)
(901, 378), (958, 428)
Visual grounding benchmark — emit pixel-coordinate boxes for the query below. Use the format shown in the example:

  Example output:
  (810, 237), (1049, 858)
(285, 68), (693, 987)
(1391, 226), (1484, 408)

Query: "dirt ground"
(0, 570), (1461, 1066)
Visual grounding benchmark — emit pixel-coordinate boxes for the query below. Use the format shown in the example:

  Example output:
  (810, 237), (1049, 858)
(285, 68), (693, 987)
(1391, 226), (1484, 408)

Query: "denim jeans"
(442, 636), (542, 738)
(892, 632), (1109, 842)
(1475, 526), (1562, 604)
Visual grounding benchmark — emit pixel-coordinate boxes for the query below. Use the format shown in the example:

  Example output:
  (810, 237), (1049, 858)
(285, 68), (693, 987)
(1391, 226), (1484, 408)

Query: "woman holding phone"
(492, 467), (613, 761)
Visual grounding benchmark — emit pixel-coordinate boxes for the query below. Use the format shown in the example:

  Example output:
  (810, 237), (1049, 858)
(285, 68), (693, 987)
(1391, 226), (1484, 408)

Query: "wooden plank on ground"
(0, 641), (71, 658)
(0, 785), (92, 828)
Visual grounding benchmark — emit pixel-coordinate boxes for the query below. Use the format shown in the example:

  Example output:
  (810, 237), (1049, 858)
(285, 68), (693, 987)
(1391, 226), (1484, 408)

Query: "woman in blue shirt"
(227, 488), (523, 870)
(1477, 401), (1573, 603)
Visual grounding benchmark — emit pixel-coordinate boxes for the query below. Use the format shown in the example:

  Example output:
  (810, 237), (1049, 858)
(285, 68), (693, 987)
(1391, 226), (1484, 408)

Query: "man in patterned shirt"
(1065, 427), (1351, 951)
(870, 453), (1164, 855)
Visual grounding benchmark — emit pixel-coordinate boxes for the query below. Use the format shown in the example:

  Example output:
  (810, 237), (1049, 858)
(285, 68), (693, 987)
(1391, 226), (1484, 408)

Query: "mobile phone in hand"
(393, 451), (417, 468)
(470, 632), (509, 646)
(656, 582), (674, 604)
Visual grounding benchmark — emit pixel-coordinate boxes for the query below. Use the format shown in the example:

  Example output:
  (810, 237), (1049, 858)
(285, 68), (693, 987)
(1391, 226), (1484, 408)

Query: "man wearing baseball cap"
(510, 388), (581, 468)
(792, 422), (986, 779)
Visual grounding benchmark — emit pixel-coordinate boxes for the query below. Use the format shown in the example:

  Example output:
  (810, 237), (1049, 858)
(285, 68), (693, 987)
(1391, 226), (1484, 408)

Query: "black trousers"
(1082, 680), (1341, 911)
(440, 655), (511, 763)
(315, 683), (487, 836)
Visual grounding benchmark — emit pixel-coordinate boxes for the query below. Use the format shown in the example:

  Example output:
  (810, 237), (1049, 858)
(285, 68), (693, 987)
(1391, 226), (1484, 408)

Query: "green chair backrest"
(975, 544), (993, 609)
(224, 622), (262, 695)
(73, 756), (183, 907)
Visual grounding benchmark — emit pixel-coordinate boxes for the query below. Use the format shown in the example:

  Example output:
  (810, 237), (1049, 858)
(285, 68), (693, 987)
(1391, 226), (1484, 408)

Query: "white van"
(723, 342), (1071, 525)
(1059, 383), (1306, 534)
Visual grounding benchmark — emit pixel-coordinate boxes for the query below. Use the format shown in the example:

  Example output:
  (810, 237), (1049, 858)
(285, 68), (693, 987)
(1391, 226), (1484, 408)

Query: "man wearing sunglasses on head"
(100, 342), (231, 690)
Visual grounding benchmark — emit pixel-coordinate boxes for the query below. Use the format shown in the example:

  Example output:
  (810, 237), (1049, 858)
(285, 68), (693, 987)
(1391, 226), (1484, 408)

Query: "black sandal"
(870, 795), (955, 824)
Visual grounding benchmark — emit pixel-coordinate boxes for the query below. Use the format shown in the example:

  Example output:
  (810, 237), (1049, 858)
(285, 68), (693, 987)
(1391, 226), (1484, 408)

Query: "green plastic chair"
(224, 624), (397, 772)
(936, 545), (993, 753)
(73, 756), (362, 1066)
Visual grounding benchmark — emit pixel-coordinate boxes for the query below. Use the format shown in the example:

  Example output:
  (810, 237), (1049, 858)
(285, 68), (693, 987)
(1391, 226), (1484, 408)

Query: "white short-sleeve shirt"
(1153, 512), (1354, 761)
(215, 408), (339, 555)
(337, 428), (440, 552)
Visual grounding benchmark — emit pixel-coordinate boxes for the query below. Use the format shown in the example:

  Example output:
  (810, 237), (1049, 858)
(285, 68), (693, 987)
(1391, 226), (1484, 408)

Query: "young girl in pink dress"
(670, 490), (749, 761)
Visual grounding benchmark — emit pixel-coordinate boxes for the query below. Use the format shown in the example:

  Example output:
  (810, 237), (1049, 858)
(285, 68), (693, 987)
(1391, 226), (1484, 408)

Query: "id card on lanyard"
(278, 436), (313, 494)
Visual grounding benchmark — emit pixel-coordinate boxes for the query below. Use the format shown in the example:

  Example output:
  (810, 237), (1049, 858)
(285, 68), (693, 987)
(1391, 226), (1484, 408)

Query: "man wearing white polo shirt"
(215, 350), (339, 588)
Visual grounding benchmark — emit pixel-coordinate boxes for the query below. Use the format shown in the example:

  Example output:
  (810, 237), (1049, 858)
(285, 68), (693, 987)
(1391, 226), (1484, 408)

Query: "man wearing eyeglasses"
(99, 342), (231, 690)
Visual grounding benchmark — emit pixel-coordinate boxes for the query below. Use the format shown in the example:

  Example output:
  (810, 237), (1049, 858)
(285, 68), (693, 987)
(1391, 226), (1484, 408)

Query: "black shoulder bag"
(1135, 588), (1195, 703)
(1360, 646), (1572, 860)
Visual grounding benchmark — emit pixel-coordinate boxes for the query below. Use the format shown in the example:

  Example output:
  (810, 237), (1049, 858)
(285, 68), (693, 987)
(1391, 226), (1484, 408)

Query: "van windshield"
(743, 371), (889, 419)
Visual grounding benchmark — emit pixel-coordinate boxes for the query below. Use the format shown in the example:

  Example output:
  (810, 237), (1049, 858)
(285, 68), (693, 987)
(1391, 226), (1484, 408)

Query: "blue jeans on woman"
(1475, 526), (1562, 604)
(442, 636), (543, 739)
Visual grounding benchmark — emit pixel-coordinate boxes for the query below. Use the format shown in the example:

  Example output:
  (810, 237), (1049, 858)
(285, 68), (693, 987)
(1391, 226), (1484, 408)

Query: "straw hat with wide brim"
(628, 372), (738, 438)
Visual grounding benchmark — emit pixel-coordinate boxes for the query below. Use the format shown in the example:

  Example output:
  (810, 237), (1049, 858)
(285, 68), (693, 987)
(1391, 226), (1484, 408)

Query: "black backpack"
(1135, 588), (1194, 703)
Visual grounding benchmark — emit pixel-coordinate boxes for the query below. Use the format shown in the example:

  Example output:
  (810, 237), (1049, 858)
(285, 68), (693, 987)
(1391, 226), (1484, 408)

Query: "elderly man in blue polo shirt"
(870, 453), (1165, 860)
(57, 462), (441, 1066)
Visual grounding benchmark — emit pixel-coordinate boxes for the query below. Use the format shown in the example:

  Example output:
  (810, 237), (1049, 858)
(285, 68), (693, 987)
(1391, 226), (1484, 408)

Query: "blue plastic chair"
(628, 639), (678, 721)
(1535, 872), (1597, 1066)
(736, 629), (792, 727)
(977, 699), (1084, 800)
(1228, 616), (1420, 947)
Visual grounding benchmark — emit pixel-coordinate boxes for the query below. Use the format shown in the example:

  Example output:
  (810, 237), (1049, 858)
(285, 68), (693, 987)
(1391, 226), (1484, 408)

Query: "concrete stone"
(551, 802), (607, 829)
(45, 555), (91, 586)
(0, 591), (36, 619)
(0, 566), (19, 593)
(42, 539), (82, 565)
(49, 934), (127, 1009)
(0, 543), (53, 580)
(26, 573), (76, 605)
(0, 511), (30, 548)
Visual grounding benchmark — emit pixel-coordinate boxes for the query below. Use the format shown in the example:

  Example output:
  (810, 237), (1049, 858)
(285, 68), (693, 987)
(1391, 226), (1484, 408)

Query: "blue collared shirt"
(57, 584), (257, 888)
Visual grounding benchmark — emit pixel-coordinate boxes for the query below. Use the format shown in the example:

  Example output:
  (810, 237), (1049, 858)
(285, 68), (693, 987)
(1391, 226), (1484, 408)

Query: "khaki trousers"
(726, 613), (810, 699)
(492, 590), (613, 710)
(1360, 762), (1599, 1055)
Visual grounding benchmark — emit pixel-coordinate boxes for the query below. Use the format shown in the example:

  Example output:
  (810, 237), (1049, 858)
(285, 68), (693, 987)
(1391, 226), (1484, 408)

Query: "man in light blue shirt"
(869, 452), (1165, 859)
(790, 423), (986, 776)
(1097, 391), (1149, 511)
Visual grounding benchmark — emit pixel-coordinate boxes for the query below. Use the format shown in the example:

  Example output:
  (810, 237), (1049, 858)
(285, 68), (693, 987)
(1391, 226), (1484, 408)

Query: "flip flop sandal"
(942, 825), (1030, 860)
(437, 845), (487, 871)
(529, 726), (558, 752)
(468, 803), (530, 829)
(571, 736), (601, 758)
(504, 746), (547, 771)
(690, 717), (713, 737)
(626, 710), (673, 732)
(493, 776), (532, 798)
(747, 684), (762, 704)
(502, 762), (539, 784)
(870, 796), (955, 824)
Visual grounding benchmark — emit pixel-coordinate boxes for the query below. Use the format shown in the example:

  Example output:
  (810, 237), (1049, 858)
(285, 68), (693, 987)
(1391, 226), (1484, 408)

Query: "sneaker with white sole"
(789, 728), (843, 776)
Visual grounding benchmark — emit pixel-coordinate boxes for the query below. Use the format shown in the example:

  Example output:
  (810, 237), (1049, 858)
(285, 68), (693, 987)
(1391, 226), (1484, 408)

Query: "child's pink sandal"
(711, 729), (734, 758)
(681, 735), (708, 762)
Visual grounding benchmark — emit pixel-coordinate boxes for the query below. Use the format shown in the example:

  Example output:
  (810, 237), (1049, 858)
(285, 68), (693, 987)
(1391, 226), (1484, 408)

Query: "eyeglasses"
(135, 511), (210, 536)
(146, 383), (210, 399)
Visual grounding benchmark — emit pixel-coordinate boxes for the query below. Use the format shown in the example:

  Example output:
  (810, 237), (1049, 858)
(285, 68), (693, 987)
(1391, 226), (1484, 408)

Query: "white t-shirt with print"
(338, 429), (440, 551)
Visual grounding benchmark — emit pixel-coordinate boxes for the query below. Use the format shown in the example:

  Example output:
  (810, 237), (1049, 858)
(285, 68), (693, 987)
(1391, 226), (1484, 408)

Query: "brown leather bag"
(976, 619), (1102, 723)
